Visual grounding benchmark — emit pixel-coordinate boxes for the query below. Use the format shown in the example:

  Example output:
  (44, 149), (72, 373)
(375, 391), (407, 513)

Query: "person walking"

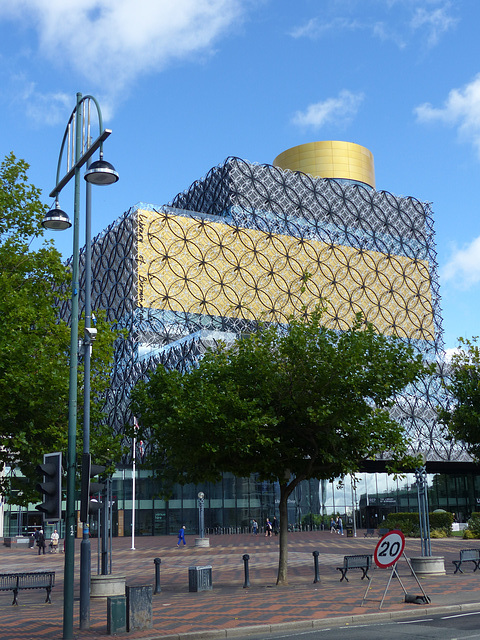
(50, 529), (59, 553)
(337, 516), (344, 535)
(265, 518), (272, 537)
(330, 517), (336, 533)
(177, 525), (186, 547)
(37, 529), (46, 555)
(252, 519), (258, 535)
(272, 516), (278, 535)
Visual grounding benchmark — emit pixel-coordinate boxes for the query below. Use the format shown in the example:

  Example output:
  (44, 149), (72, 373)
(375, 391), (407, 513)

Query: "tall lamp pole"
(42, 92), (118, 640)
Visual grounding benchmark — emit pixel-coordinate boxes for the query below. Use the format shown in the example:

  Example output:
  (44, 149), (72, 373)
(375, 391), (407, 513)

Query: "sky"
(1, 0), (479, 352)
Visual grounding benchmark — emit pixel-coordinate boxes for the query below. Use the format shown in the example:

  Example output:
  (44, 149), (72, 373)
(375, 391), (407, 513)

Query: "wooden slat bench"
(364, 528), (375, 537)
(336, 554), (373, 582)
(452, 549), (480, 574)
(378, 528), (390, 537)
(0, 571), (55, 605)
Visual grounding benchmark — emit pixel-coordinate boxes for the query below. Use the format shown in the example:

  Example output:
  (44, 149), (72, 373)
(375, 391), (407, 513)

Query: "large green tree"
(0, 152), (123, 504)
(132, 307), (428, 585)
(438, 337), (480, 459)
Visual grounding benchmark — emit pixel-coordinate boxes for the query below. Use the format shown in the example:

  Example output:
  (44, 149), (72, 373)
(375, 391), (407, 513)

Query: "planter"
(195, 537), (210, 548)
(409, 556), (445, 576)
(91, 574), (126, 598)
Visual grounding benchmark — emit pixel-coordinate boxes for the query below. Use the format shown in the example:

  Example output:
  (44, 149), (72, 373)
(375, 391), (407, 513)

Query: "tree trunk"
(276, 482), (292, 585)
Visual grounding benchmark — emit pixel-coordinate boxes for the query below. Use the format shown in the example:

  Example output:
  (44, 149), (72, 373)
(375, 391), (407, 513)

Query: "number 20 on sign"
(374, 530), (405, 568)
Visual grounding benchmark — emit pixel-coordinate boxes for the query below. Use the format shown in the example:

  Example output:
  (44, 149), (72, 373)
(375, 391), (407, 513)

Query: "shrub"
(465, 512), (480, 539)
(429, 511), (454, 531)
(384, 512), (418, 536)
(300, 513), (324, 528)
(384, 511), (454, 537)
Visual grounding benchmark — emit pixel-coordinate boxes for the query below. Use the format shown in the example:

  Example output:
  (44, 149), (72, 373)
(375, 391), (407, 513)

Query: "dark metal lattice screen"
(65, 157), (460, 462)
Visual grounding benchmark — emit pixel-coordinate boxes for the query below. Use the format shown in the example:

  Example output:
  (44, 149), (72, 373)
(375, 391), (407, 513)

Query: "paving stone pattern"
(0, 531), (479, 639)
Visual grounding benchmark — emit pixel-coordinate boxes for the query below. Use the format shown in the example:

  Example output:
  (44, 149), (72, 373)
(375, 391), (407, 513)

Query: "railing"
(203, 524), (324, 535)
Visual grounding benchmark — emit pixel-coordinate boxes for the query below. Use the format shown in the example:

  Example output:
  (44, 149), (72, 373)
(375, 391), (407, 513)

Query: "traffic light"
(80, 453), (105, 522)
(35, 452), (62, 521)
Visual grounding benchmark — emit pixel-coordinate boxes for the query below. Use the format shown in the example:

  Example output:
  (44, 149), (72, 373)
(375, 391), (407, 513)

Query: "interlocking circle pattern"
(60, 157), (464, 464)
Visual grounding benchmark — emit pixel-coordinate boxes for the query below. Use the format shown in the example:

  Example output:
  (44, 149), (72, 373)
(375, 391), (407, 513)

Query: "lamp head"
(42, 203), (72, 231)
(84, 159), (119, 185)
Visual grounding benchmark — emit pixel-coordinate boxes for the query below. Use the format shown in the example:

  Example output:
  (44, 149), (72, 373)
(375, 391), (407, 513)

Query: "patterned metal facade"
(67, 156), (457, 463)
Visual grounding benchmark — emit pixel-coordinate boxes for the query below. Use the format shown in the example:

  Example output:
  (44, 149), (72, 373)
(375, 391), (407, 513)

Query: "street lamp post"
(415, 465), (432, 557)
(198, 492), (205, 538)
(42, 92), (118, 640)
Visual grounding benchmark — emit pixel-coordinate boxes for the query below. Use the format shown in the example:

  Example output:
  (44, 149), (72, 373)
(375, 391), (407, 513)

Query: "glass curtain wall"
(3, 470), (479, 537)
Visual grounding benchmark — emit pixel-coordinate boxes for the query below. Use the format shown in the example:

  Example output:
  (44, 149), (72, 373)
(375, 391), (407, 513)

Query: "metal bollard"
(312, 550), (320, 584)
(243, 554), (250, 588)
(154, 557), (161, 594)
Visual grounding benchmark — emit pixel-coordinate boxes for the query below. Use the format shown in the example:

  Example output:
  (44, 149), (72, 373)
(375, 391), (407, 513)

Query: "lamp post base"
(91, 575), (126, 598)
(195, 537), (210, 548)
(409, 556), (445, 576)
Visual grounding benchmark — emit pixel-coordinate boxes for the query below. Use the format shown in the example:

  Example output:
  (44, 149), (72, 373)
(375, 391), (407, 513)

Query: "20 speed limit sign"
(374, 530), (405, 568)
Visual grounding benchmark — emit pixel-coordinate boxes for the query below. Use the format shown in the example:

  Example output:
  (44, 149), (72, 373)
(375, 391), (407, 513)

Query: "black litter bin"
(346, 526), (354, 538)
(189, 565), (213, 592)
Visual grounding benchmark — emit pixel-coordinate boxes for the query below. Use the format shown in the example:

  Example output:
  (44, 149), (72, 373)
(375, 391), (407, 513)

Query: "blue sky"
(1, 0), (479, 351)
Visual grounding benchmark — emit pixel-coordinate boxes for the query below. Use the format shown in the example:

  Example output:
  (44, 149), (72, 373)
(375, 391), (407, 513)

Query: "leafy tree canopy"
(438, 336), (480, 460)
(132, 307), (429, 584)
(0, 152), (124, 505)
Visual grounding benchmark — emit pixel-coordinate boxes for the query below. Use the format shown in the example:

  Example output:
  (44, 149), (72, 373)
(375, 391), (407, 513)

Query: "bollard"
(154, 557), (161, 594)
(312, 550), (320, 584)
(243, 554), (250, 588)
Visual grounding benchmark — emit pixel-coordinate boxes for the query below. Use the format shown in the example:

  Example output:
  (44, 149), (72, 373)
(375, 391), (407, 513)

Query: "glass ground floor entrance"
(4, 466), (480, 538)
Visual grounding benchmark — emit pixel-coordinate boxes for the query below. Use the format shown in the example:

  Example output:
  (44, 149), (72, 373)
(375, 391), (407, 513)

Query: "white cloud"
(441, 235), (480, 289)
(0, 0), (246, 110)
(290, 1), (456, 49)
(443, 347), (462, 362)
(289, 17), (360, 40)
(415, 74), (480, 157)
(10, 77), (71, 126)
(410, 3), (458, 48)
(292, 90), (364, 130)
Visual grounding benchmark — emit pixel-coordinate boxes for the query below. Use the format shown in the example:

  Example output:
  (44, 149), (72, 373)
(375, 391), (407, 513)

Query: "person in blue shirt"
(177, 525), (186, 547)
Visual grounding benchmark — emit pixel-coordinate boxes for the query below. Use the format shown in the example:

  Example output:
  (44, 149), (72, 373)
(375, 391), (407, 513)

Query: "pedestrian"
(50, 529), (59, 553)
(330, 517), (336, 533)
(273, 516), (278, 535)
(37, 529), (46, 555)
(337, 516), (344, 535)
(252, 519), (258, 535)
(177, 525), (186, 547)
(265, 518), (272, 537)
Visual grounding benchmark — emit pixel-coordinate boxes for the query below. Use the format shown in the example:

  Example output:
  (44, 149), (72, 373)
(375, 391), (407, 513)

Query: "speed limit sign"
(374, 530), (405, 568)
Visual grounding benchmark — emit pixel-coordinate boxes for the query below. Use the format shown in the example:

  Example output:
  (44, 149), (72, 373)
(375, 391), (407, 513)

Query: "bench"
(364, 528), (375, 537)
(452, 549), (480, 574)
(0, 571), (55, 605)
(378, 528), (390, 537)
(336, 554), (373, 582)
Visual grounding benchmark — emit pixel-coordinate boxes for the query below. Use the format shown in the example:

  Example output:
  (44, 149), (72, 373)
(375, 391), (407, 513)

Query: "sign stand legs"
(362, 554), (430, 609)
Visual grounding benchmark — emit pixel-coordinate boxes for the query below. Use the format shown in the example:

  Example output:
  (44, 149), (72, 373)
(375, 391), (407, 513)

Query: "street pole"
(63, 93), (83, 640)
(416, 465), (431, 557)
(42, 92), (118, 640)
(79, 156), (93, 630)
(198, 492), (205, 538)
(132, 433), (136, 550)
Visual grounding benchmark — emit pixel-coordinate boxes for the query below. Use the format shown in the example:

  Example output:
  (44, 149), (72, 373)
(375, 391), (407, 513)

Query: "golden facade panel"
(273, 140), (376, 188)
(138, 209), (434, 341)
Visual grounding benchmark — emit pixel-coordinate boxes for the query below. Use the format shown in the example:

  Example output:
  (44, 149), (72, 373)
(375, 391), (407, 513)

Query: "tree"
(0, 152), (123, 504)
(438, 337), (480, 459)
(132, 307), (428, 585)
